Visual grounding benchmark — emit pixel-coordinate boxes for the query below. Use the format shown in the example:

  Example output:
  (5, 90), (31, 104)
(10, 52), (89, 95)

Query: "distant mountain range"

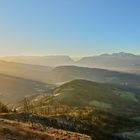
(1, 52), (140, 74)
(77, 52), (140, 74)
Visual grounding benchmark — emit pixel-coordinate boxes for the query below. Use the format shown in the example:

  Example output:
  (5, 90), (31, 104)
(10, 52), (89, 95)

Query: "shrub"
(0, 102), (9, 113)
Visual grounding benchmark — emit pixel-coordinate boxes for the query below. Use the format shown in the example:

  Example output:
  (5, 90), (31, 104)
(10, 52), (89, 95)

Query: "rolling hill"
(12, 79), (140, 140)
(1, 61), (140, 87)
(0, 60), (52, 83)
(0, 73), (54, 104)
(24, 79), (140, 115)
(51, 79), (140, 114)
(1, 60), (140, 88)
(46, 66), (140, 87)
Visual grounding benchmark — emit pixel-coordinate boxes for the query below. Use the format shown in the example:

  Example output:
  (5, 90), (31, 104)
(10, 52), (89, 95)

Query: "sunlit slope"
(52, 79), (140, 113)
(0, 55), (74, 66)
(46, 66), (140, 86)
(0, 74), (53, 103)
(0, 60), (52, 83)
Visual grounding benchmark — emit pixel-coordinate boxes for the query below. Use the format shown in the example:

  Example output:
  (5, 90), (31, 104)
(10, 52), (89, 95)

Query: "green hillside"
(15, 79), (140, 140)
(51, 79), (140, 114)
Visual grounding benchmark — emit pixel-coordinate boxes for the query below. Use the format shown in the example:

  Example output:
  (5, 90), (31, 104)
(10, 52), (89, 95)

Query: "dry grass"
(0, 118), (91, 140)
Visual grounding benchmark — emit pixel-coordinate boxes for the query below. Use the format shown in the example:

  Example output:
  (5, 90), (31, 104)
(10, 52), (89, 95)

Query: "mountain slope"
(0, 55), (74, 66)
(0, 60), (52, 83)
(1, 52), (140, 74)
(14, 80), (140, 139)
(51, 79), (140, 114)
(77, 52), (140, 74)
(0, 74), (54, 104)
(2, 61), (140, 87)
(46, 66), (140, 86)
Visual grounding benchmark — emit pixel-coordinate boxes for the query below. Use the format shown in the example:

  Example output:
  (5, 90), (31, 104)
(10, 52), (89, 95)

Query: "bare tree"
(23, 97), (30, 112)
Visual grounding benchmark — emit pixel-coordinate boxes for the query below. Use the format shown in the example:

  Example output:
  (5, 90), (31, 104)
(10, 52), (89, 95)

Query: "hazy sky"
(0, 0), (140, 57)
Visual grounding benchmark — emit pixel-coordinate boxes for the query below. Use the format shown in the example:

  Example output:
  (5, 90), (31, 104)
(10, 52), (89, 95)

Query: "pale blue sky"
(0, 0), (140, 57)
